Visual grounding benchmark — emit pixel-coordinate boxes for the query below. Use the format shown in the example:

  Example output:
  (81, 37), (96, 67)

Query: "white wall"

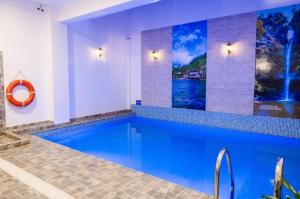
(0, 2), (70, 127)
(49, 8), (70, 124)
(68, 12), (130, 118)
(0, 2), (53, 127)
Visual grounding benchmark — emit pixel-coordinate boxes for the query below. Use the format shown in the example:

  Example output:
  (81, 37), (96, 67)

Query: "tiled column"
(141, 27), (172, 107)
(0, 52), (6, 128)
(206, 13), (257, 115)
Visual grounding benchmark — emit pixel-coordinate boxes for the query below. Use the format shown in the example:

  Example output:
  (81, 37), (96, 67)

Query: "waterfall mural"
(254, 4), (300, 118)
(172, 21), (207, 110)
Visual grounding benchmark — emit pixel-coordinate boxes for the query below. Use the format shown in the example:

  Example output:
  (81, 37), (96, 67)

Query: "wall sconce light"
(97, 48), (104, 58)
(152, 50), (159, 61)
(226, 42), (233, 55)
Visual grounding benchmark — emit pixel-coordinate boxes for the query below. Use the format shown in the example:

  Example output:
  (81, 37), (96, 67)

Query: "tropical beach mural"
(172, 21), (207, 110)
(254, 4), (300, 118)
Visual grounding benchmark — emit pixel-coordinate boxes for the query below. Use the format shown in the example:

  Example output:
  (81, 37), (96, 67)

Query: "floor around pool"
(0, 136), (211, 199)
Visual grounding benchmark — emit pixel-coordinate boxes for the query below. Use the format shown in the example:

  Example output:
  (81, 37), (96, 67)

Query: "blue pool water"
(37, 116), (300, 199)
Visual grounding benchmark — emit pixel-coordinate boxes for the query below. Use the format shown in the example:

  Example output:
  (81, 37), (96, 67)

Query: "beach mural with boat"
(172, 21), (207, 110)
(254, 4), (300, 118)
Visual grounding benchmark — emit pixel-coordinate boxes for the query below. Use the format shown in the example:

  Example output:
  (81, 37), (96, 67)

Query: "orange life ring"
(6, 80), (35, 107)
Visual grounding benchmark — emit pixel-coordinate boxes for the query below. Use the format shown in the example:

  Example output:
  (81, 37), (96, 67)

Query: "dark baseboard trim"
(70, 110), (131, 123)
(5, 109), (132, 134)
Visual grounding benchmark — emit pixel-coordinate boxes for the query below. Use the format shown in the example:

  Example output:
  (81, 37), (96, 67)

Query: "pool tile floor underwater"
(0, 136), (211, 199)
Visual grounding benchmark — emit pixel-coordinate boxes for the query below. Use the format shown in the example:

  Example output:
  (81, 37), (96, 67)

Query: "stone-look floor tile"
(0, 170), (47, 199)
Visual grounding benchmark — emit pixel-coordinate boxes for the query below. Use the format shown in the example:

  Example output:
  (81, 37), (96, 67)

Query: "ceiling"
(8, 0), (161, 23)
(28, 0), (81, 7)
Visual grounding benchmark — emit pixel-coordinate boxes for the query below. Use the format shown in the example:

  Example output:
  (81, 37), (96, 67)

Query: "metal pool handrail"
(274, 157), (284, 198)
(214, 148), (234, 199)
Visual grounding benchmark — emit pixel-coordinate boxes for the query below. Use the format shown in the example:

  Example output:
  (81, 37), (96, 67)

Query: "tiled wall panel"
(206, 13), (257, 115)
(0, 52), (5, 128)
(141, 27), (172, 107)
(141, 13), (257, 115)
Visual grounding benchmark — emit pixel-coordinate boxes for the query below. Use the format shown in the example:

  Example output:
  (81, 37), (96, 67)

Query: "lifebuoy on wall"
(6, 80), (35, 107)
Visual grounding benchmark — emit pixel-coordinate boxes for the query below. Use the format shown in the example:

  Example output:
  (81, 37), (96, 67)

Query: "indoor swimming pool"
(36, 116), (300, 199)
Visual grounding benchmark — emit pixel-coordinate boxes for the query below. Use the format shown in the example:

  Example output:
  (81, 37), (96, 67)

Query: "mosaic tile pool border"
(132, 105), (300, 138)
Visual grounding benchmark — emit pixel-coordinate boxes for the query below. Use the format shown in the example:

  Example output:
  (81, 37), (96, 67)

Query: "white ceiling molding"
(1, 0), (160, 23)
(263, 0), (300, 8)
(0, 0), (39, 11)
(27, 0), (80, 7)
(56, 0), (161, 23)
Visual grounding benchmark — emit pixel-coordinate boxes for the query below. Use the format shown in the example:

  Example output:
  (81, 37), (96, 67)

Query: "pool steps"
(0, 132), (30, 150)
